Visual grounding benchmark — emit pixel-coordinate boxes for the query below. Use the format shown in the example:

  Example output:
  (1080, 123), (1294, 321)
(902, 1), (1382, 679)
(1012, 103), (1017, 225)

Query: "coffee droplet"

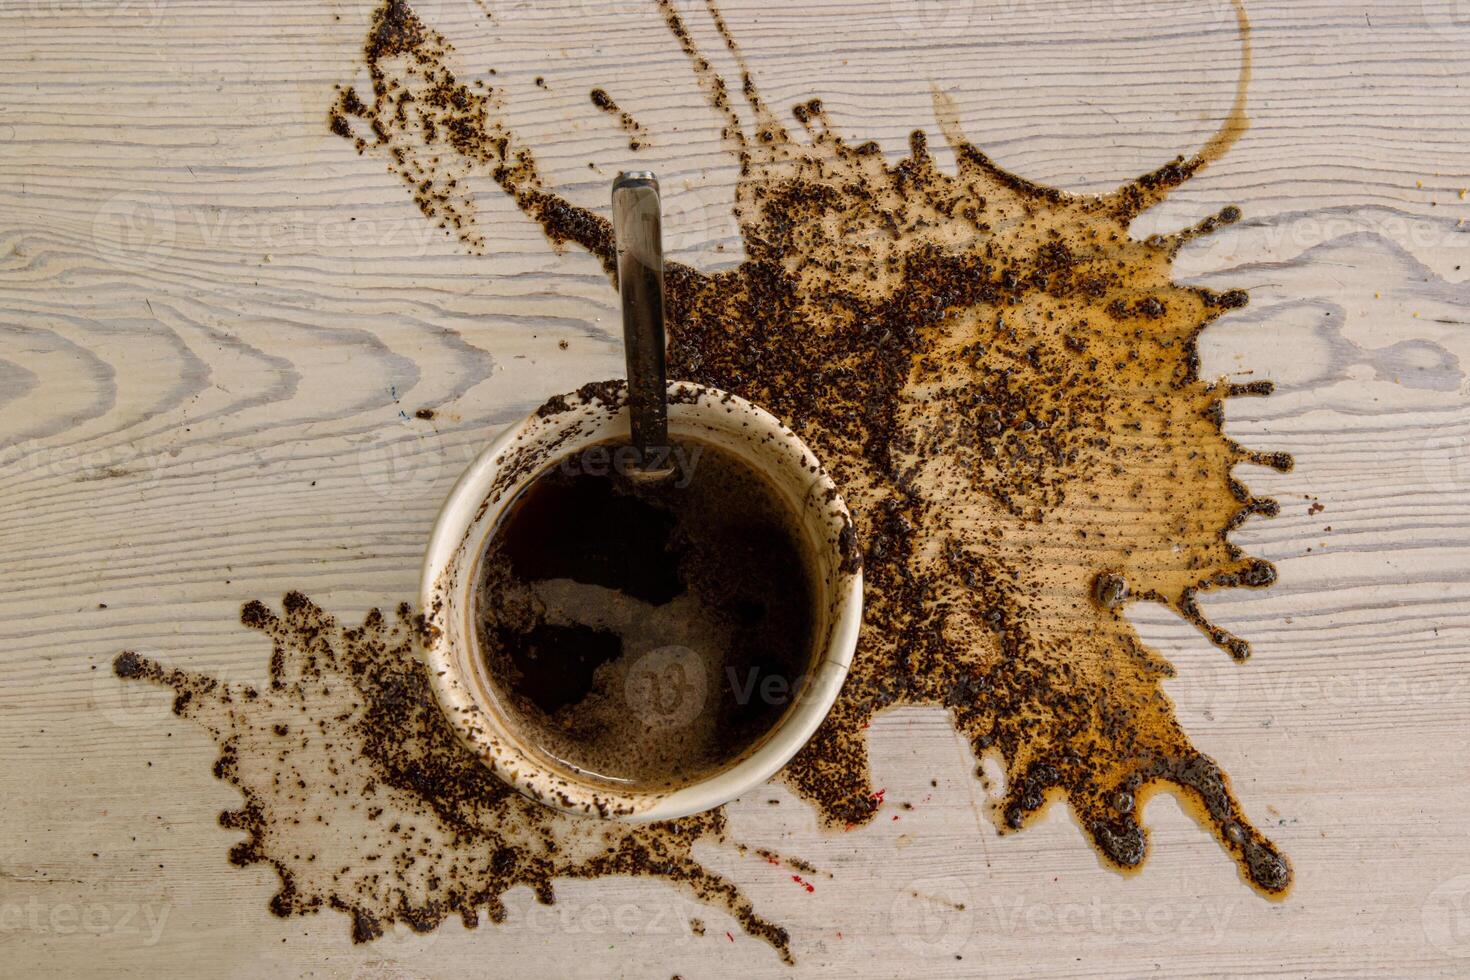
(120, 0), (1290, 957)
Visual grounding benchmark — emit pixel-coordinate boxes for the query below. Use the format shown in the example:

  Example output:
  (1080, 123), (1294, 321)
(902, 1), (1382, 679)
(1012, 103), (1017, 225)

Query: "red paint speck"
(791, 874), (815, 893)
(725, 931), (735, 943)
(892, 814), (900, 821)
(871, 788), (886, 805)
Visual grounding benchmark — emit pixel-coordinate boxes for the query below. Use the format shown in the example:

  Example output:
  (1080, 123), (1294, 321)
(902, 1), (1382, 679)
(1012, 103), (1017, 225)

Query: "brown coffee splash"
(117, 0), (1292, 956)
(113, 594), (794, 958)
(328, 0), (1293, 893)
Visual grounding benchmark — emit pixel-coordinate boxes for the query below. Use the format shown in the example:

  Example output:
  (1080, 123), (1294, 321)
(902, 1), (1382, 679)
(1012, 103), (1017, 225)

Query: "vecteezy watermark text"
(556, 443), (705, 488)
(0, 898), (170, 946)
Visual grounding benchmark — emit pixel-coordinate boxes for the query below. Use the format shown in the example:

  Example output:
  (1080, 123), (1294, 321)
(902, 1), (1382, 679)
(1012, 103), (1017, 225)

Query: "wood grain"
(2, 0), (1469, 976)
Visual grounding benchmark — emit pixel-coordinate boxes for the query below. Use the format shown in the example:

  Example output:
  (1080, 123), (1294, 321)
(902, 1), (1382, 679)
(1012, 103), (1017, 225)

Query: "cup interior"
(422, 381), (862, 821)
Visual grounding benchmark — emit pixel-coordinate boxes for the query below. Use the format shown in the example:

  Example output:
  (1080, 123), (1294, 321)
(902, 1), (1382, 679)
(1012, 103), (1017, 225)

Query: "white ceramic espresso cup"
(421, 380), (863, 822)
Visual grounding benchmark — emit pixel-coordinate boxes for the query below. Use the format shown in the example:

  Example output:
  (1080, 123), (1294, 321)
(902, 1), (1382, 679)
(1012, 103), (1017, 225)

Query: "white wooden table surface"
(3, 0), (1470, 976)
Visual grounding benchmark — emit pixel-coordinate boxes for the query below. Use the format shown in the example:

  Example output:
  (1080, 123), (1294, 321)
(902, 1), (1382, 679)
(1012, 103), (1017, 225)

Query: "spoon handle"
(611, 171), (669, 465)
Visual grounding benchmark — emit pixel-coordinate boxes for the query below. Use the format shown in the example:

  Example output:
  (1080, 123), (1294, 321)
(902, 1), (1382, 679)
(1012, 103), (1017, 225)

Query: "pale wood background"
(3, 0), (1470, 976)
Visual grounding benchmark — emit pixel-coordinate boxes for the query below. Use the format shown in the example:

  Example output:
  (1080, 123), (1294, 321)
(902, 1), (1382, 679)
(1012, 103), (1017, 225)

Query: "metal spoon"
(611, 171), (674, 478)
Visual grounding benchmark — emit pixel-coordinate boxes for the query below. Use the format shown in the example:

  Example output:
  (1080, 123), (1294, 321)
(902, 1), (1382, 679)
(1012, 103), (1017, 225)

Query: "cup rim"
(420, 380), (863, 822)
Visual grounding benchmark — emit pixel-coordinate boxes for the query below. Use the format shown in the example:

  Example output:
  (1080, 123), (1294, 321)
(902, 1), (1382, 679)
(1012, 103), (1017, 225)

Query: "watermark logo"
(0, 898), (170, 946)
(93, 194), (440, 272)
(92, 192), (176, 270)
(982, 894), (1237, 944)
(6, 443), (168, 489)
(1420, 425), (1470, 504)
(94, 653), (177, 730)
(1424, 874), (1470, 958)
(623, 645), (708, 730)
(188, 207), (440, 258)
(2, 0), (164, 26)
(1244, 667), (1464, 715)
(725, 665), (814, 710)
(499, 895), (695, 941)
(661, 186), (742, 266)
(887, 0), (1238, 45)
(888, 875), (974, 957)
(355, 421), (447, 501)
(1179, 207), (1470, 274)
(380, 0), (500, 35)
(1165, 652), (1243, 726)
(557, 442), (704, 488)
(1422, 0), (1470, 38)
(888, 0), (979, 40)
(505, 0), (698, 25)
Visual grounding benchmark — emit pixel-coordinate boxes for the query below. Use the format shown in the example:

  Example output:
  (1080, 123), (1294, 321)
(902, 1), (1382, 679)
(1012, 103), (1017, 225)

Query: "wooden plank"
(2, 0), (1468, 975)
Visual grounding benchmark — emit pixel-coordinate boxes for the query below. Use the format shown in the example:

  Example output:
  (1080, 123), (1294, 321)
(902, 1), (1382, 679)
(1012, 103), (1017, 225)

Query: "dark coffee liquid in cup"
(475, 438), (820, 790)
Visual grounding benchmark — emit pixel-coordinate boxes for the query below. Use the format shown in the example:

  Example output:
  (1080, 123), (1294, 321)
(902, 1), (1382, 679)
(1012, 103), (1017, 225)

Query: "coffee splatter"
(590, 88), (649, 151)
(121, 0), (1293, 957)
(330, 0), (1289, 894)
(114, 594), (793, 958)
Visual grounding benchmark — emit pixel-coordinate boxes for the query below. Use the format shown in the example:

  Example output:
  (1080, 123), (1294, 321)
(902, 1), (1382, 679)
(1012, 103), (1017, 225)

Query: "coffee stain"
(120, 0), (1294, 958)
(114, 594), (793, 959)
